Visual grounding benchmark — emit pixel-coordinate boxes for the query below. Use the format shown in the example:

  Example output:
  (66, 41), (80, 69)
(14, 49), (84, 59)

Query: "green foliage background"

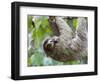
(28, 16), (82, 67)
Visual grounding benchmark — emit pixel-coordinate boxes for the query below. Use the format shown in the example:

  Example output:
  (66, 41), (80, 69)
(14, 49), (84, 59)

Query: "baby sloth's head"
(43, 36), (59, 52)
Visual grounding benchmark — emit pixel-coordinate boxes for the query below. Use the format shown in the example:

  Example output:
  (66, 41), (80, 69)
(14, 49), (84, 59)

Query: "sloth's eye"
(50, 40), (53, 42)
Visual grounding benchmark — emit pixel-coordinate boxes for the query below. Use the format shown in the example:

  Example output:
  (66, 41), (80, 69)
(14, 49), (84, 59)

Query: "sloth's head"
(43, 36), (59, 52)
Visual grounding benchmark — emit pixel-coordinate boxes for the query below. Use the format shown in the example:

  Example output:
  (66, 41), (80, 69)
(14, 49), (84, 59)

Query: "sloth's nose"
(54, 40), (58, 43)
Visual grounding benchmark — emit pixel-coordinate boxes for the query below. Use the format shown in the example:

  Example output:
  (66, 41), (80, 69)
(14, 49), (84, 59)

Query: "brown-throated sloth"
(43, 17), (87, 62)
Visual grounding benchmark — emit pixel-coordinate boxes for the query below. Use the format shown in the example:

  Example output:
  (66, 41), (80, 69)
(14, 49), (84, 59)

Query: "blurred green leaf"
(51, 59), (63, 65)
(72, 19), (77, 29)
(43, 57), (53, 66)
(31, 51), (43, 66)
(28, 56), (33, 66)
(28, 48), (34, 57)
(28, 16), (33, 32)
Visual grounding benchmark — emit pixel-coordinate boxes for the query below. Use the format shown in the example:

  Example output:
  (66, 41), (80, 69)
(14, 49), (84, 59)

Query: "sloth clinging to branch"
(43, 16), (87, 62)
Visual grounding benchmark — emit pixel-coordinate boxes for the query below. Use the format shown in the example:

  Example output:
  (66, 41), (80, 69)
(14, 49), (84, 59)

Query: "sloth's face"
(43, 36), (59, 51)
(47, 39), (54, 48)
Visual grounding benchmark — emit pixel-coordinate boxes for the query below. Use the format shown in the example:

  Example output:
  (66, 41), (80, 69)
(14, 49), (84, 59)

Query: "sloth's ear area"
(43, 39), (49, 48)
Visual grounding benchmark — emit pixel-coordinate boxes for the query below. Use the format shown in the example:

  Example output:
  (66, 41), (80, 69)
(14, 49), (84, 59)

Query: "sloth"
(43, 17), (87, 62)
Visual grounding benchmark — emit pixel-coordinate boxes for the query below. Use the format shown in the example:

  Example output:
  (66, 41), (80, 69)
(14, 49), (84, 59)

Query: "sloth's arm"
(48, 16), (60, 36)
(76, 17), (87, 41)
(55, 17), (73, 36)
(48, 16), (73, 37)
(69, 18), (87, 51)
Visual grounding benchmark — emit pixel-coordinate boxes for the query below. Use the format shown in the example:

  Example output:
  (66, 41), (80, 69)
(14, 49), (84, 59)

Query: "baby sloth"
(43, 17), (87, 62)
